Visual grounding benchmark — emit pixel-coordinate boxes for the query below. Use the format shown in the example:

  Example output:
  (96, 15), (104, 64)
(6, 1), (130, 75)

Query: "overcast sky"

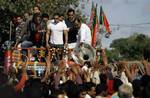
(79, 0), (150, 48)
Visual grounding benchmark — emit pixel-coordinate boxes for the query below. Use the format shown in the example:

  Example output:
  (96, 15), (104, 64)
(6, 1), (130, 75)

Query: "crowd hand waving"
(118, 61), (133, 82)
(121, 61), (141, 82)
(100, 66), (113, 80)
(75, 52), (84, 66)
(30, 67), (37, 78)
(19, 55), (29, 81)
(25, 55), (37, 78)
(22, 54), (29, 74)
(118, 61), (130, 72)
(82, 69), (91, 82)
(130, 64), (139, 78)
(142, 59), (149, 68)
(57, 60), (66, 74)
(41, 52), (51, 82)
(14, 55), (29, 92)
(142, 59), (150, 76)
(119, 61), (127, 65)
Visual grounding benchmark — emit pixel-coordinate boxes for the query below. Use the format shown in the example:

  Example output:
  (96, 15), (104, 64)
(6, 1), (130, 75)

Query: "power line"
(110, 22), (150, 27)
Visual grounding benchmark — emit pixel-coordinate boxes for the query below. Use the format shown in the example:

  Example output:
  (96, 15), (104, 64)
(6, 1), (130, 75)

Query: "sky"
(79, 0), (150, 48)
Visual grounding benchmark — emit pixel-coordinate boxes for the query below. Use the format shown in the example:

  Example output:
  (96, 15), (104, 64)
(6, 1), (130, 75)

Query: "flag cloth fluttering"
(89, 4), (111, 47)
(91, 4), (99, 48)
(99, 6), (111, 35)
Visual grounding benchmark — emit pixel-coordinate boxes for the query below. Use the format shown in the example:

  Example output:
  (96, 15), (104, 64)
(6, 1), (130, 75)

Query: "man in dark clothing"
(65, 8), (78, 49)
(14, 15), (27, 47)
(28, 13), (46, 47)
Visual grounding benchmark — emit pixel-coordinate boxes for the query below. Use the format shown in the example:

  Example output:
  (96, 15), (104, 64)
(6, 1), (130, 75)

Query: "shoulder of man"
(64, 19), (73, 26)
(47, 19), (54, 25)
(64, 19), (69, 23)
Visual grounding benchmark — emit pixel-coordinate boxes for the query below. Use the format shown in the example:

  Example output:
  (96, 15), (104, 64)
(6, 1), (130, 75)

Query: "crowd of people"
(0, 5), (150, 98)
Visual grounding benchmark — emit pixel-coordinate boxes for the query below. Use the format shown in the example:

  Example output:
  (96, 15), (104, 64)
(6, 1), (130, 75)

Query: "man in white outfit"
(70, 17), (92, 64)
(74, 17), (92, 47)
(46, 13), (68, 49)
(46, 13), (68, 60)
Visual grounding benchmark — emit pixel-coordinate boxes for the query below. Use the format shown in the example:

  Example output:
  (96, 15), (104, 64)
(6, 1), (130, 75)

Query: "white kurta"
(77, 23), (92, 45)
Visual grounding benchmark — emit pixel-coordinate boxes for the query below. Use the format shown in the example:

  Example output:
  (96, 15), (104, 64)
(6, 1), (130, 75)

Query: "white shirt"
(47, 21), (67, 44)
(85, 94), (92, 98)
(77, 23), (92, 45)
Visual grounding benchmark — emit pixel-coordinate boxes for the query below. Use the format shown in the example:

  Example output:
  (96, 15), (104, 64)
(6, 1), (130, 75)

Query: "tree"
(106, 48), (121, 63)
(0, 0), (79, 16)
(110, 33), (150, 61)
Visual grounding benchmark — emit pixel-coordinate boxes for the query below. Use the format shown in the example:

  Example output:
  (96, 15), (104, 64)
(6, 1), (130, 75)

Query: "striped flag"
(99, 6), (111, 37)
(91, 4), (99, 48)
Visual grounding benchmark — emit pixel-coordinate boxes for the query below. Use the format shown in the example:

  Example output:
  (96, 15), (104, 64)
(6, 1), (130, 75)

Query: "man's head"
(78, 85), (87, 98)
(96, 84), (108, 97)
(24, 78), (42, 98)
(0, 86), (18, 98)
(74, 17), (82, 29)
(67, 8), (75, 22)
(42, 13), (49, 22)
(51, 90), (65, 98)
(85, 82), (96, 98)
(11, 15), (18, 26)
(118, 84), (133, 98)
(113, 78), (123, 92)
(24, 12), (30, 21)
(53, 13), (60, 24)
(59, 13), (64, 22)
(33, 13), (41, 24)
(33, 5), (41, 14)
(16, 15), (23, 25)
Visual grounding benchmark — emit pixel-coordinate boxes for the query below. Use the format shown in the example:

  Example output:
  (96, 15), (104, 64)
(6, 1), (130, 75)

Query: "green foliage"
(0, 0), (79, 15)
(106, 48), (121, 63)
(110, 33), (150, 61)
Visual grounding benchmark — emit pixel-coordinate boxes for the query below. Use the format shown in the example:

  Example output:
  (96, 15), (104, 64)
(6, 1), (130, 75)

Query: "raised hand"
(142, 59), (149, 68)
(41, 54), (51, 82)
(142, 59), (150, 76)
